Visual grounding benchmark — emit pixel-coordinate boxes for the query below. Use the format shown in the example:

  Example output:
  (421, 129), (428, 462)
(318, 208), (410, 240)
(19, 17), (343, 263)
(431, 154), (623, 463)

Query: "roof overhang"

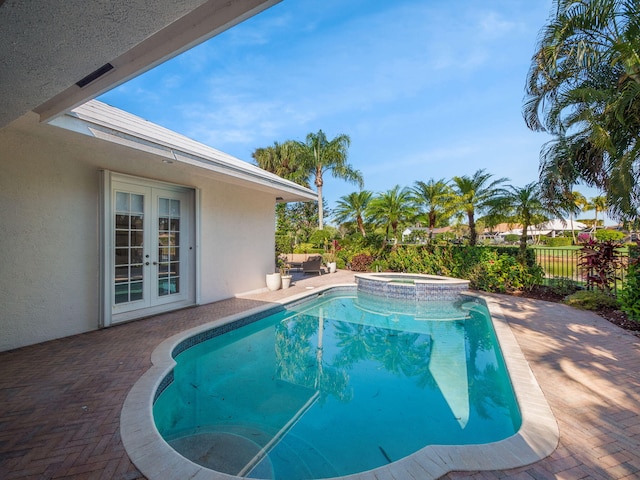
(48, 100), (316, 203)
(1, 0), (280, 129)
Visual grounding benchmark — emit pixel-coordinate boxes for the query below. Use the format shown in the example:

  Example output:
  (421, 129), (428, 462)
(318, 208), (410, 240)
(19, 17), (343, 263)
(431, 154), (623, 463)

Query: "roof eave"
(48, 100), (316, 203)
(30, 0), (282, 125)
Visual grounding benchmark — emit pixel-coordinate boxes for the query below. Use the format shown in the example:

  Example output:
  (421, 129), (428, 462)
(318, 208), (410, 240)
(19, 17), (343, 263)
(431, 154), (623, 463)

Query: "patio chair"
(302, 255), (323, 275)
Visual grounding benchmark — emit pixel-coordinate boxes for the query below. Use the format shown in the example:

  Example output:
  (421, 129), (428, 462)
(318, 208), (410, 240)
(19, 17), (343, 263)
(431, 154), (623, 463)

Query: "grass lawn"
(531, 245), (582, 280)
(530, 244), (629, 291)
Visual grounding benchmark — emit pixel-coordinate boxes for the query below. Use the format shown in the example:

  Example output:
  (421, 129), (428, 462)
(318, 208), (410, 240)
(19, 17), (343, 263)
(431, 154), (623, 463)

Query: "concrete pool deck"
(1, 270), (639, 479)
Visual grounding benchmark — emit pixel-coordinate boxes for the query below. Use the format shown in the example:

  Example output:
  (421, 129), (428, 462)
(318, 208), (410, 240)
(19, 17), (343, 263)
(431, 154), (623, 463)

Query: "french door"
(104, 174), (195, 325)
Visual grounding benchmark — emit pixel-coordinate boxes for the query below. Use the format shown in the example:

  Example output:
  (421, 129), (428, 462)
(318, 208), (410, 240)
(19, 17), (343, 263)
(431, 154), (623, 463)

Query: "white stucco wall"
(198, 180), (276, 303)
(0, 113), (277, 351)
(1, 119), (100, 351)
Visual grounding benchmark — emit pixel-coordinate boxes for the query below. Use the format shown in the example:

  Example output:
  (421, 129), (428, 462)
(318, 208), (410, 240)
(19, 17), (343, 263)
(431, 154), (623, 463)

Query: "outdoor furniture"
(302, 255), (323, 275)
(281, 253), (320, 271)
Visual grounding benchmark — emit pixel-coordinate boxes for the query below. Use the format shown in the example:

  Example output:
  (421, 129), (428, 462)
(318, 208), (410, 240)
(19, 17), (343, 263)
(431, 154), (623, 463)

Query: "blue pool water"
(153, 290), (521, 479)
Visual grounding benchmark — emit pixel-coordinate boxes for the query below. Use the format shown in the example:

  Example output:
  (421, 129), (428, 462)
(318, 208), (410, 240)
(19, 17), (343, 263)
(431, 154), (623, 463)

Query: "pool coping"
(120, 284), (559, 480)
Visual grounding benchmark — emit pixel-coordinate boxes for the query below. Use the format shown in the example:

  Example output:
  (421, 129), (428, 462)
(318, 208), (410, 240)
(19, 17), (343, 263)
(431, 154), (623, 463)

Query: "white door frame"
(100, 171), (197, 327)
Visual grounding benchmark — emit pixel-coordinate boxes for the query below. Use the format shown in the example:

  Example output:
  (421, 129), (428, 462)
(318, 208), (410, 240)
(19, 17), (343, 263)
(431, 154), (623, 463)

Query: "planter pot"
(327, 262), (337, 274)
(266, 272), (281, 291)
(281, 275), (292, 289)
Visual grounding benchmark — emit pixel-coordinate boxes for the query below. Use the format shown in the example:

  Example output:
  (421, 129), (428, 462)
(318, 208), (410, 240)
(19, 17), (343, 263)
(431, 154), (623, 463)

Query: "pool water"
(153, 291), (521, 479)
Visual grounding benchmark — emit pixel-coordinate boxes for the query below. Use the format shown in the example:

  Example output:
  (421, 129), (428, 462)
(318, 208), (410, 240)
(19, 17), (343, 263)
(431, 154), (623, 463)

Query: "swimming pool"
(121, 284), (558, 480)
(153, 291), (520, 478)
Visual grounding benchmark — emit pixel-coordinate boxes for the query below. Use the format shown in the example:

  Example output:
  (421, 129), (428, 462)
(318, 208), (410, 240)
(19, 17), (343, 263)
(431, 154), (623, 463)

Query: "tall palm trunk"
(429, 211), (436, 241)
(519, 224), (529, 264)
(569, 212), (576, 244)
(357, 215), (366, 237)
(317, 185), (324, 229)
(316, 167), (324, 229)
(467, 211), (476, 246)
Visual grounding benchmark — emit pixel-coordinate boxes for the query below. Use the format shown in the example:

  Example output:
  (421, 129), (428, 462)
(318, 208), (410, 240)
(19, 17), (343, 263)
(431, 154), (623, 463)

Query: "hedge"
(382, 245), (543, 292)
(619, 244), (640, 321)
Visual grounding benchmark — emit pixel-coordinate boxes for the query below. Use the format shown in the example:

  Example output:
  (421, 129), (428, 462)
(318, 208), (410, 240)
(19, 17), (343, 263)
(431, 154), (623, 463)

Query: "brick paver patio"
(1, 270), (639, 479)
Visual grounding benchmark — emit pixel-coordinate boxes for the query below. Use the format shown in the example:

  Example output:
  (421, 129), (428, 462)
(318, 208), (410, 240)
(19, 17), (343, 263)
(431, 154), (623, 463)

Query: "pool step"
(248, 432), (339, 480)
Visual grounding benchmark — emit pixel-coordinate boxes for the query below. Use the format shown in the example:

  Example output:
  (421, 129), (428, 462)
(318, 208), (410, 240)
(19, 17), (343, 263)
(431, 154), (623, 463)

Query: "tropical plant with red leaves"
(349, 253), (374, 272)
(578, 239), (624, 294)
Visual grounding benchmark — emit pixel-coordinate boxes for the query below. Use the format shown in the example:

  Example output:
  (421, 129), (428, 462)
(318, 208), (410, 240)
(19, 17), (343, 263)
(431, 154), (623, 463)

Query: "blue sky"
(100, 0), (606, 221)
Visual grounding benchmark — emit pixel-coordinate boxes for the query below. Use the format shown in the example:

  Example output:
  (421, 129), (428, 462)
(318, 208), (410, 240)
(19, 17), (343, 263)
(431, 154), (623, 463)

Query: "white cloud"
(161, 74), (183, 90)
(478, 12), (519, 38)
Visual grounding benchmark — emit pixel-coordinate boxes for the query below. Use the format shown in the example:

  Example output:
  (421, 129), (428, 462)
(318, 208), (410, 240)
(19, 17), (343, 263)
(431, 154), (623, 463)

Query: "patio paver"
(1, 270), (639, 479)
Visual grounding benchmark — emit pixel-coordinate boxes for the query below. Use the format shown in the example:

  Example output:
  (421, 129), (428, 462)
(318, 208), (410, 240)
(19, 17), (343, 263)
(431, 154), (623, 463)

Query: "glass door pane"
(157, 197), (180, 297)
(114, 191), (145, 304)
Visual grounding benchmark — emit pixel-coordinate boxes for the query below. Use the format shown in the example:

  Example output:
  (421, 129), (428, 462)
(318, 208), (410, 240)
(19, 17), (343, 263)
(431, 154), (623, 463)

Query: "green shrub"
(369, 258), (389, 272)
(620, 271), (640, 321)
(383, 245), (543, 293)
(504, 234), (520, 243)
(293, 243), (319, 254)
(467, 250), (543, 293)
(547, 277), (580, 296)
(595, 229), (625, 242)
(336, 233), (385, 266)
(386, 245), (445, 275)
(542, 237), (573, 247)
(490, 245), (538, 268)
(619, 243), (640, 321)
(308, 227), (339, 248)
(564, 290), (619, 310)
(434, 232), (456, 243)
(275, 235), (293, 255)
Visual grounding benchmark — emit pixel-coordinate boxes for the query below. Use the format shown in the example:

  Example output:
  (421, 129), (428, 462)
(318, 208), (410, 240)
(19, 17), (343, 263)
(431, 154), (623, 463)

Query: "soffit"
(48, 100), (317, 203)
(0, 0), (279, 129)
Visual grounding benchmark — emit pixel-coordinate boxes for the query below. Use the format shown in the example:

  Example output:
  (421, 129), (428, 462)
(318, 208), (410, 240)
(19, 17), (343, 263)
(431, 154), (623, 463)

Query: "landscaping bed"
(510, 285), (640, 336)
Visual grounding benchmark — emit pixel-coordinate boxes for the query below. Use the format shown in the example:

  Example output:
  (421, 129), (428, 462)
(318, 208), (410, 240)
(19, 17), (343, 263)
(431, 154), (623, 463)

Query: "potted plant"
(266, 255), (283, 291)
(325, 240), (338, 273)
(326, 256), (337, 274)
(280, 262), (292, 289)
(265, 271), (281, 291)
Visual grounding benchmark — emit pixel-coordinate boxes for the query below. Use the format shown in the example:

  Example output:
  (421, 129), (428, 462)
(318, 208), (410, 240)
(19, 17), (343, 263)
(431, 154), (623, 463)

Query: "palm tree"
(450, 169), (508, 246)
(524, 0), (640, 220)
(410, 178), (454, 242)
(538, 136), (582, 215)
(591, 195), (608, 230)
(367, 185), (415, 242)
(252, 140), (309, 186)
(487, 183), (549, 262)
(294, 130), (363, 229)
(333, 191), (372, 237)
(568, 191), (588, 243)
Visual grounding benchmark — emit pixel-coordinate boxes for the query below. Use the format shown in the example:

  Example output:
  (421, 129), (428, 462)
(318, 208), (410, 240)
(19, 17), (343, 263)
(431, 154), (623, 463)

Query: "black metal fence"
(533, 246), (629, 294)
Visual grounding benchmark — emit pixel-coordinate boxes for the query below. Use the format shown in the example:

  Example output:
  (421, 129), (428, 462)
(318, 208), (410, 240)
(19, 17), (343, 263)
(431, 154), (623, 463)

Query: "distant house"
(401, 226), (454, 243)
(0, 0), (317, 351)
(485, 219), (588, 242)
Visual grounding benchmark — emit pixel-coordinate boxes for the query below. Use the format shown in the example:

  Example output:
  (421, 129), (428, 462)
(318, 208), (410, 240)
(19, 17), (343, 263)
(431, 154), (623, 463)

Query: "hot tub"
(355, 272), (470, 301)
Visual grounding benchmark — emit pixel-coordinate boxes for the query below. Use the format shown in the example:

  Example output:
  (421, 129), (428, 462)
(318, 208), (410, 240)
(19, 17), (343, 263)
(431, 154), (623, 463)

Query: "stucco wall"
(1, 119), (100, 351)
(198, 180), (276, 303)
(0, 114), (276, 351)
